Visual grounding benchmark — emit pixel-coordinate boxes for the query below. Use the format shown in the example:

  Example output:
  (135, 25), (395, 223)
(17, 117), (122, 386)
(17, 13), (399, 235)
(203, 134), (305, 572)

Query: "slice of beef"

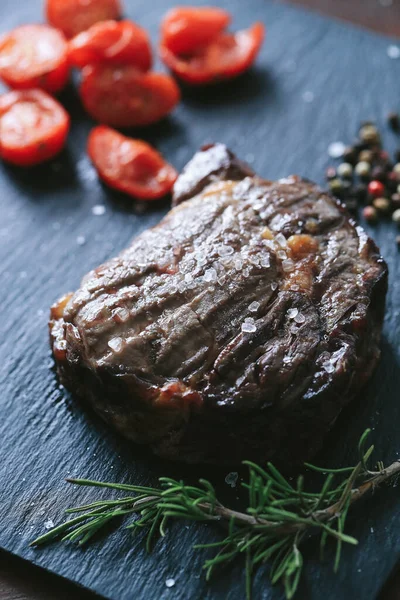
(50, 144), (388, 465)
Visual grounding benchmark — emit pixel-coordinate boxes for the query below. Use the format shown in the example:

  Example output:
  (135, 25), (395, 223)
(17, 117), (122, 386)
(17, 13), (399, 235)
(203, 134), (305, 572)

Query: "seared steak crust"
(50, 145), (388, 465)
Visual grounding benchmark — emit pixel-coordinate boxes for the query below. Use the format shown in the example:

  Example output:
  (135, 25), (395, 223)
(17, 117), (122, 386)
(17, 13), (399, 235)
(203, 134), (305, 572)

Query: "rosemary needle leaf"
(31, 429), (400, 600)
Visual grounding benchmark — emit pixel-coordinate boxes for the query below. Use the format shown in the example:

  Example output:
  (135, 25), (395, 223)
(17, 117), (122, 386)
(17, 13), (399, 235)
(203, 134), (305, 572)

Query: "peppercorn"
(325, 167), (337, 180)
(355, 161), (371, 178)
(391, 193), (400, 209)
(329, 178), (343, 194)
(359, 124), (381, 145)
(392, 208), (400, 225)
(342, 146), (357, 165)
(359, 150), (373, 163)
(368, 180), (385, 198)
(393, 163), (400, 175)
(363, 206), (378, 223)
(387, 172), (400, 191)
(373, 197), (391, 213)
(371, 166), (387, 182)
(337, 162), (353, 179)
(353, 184), (367, 203)
(388, 112), (400, 131)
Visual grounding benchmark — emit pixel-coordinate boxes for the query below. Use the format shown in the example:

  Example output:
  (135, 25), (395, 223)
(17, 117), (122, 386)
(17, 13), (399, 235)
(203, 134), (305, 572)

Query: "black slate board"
(1, 1), (400, 599)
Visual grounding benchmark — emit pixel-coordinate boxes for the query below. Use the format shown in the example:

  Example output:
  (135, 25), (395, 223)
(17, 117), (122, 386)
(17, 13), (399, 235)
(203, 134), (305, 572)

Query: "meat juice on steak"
(50, 144), (388, 465)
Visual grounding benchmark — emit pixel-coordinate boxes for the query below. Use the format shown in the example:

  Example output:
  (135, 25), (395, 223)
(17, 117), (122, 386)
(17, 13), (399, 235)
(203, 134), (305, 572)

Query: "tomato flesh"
(88, 125), (177, 200)
(0, 24), (69, 94)
(0, 89), (70, 166)
(161, 21), (265, 85)
(46, 0), (122, 39)
(68, 20), (152, 71)
(80, 64), (180, 128)
(161, 7), (231, 55)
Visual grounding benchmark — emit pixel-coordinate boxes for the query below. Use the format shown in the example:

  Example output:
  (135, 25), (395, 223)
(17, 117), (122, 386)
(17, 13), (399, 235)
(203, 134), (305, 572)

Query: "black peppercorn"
(371, 166), (387, 182)
(353, 184), (367, 203)
(388, 112), (400, 131)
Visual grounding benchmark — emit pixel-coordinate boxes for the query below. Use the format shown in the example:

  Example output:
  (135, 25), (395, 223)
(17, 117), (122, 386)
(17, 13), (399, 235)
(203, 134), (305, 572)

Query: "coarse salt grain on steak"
(50, 144), (388, 465)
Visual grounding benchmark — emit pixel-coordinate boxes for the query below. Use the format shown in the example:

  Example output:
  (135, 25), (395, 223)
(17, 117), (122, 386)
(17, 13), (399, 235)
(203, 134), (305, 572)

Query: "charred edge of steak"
(172, 143), (255, 206)
(49, 144), (388, 466)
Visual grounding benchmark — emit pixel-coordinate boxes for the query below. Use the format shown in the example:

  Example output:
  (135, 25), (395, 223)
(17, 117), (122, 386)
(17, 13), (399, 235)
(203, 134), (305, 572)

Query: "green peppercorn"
(359, 124), (381, 145)
(337, 162), (353, 179)
(363, 206), (378, 223)
(392, 208), (400, 224)
(373, 197), (391, 213)
(329, 178), (343, 194)
(355, 161), (371, 178)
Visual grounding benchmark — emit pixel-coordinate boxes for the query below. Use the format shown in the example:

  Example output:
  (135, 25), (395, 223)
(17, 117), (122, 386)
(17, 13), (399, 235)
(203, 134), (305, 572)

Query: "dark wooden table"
(1, 1), (400, 599)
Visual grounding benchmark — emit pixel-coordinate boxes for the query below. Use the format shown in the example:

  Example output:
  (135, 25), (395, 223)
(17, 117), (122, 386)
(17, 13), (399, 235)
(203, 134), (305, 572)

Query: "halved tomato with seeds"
(0, 24), (69, 93)
(68, 20), (152, 71)
(46, 0), (122, 39)
(88, 125), (177, 200)
(80, 64), (180, 127)
(0, 89), (70, 166)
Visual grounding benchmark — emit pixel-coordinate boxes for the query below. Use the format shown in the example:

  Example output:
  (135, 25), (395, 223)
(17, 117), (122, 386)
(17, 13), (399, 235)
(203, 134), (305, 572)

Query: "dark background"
(1, 0), (400, 599)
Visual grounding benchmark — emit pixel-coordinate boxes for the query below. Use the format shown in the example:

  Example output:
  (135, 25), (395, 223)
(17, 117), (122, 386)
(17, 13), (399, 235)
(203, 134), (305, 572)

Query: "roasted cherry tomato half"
(80, 64), (180, 127)
(161, 7), (231, 55)
(68, 20), (152, 71)
(0, 24), (69, 94)
(88, 125), (177, 200)
(161, 19), (265, 85)
(46, 0), (122, 39)
(0, 89), (70, 166)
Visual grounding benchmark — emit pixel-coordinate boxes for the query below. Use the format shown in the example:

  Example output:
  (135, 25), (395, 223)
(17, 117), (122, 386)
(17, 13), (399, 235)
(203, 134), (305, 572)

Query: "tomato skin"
(46, 0), (122, 39)
(161, 7), (231, 55)
(0, 89), (70, 167)
(80, 64), (180, 128)
(68, 20), (152, 71)
(161, 22), (265, 85)
(0, 25), (69, 94)
(88, 125), (177, 200)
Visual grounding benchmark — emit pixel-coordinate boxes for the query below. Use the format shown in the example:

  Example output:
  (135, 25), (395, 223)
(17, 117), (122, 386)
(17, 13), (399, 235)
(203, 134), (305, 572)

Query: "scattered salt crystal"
(323, 361), (335, 374)
(92, 205), (106, 216)
(370, 527), (374, 533)
(328, 141), (346, 158)
(282, 259), (295, 272)
(302, 91), (315, 103)
(165, 578), (175, 588)
(77, 235), (86, 246)
(291, 284), (300, 291)
(184, 273), (193, 283)
(108, 337), (124, 353)
(260, 256), (270, 268)
(290, 325), (299, 335)
(387, 45), (400, 59)
(277, 250), (287, 260)
(225, 472), (239, 488)
(294, 312), (306, 324)
(218, 245), (234, 257)
(271, 282), (278, 291)
(275, 233), (287, 247)
(44, 519), (54, 530)
(242, 267), (250, 278)
(283, 356), (291, 364)
(114, 307), (130, 323)
(242, 320), (256, 333)
(234, 258), (243, 270)
(287, 308), (298, 319)
(204, 267), (217, 282)
(248, 301), (260, 312)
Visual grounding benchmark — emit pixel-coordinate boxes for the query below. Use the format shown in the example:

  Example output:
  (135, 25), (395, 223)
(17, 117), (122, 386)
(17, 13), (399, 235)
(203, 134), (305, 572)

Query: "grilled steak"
(50, 144), (388, 465)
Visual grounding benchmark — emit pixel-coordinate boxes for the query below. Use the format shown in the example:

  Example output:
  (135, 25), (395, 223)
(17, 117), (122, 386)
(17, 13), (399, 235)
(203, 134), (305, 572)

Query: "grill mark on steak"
(50, 144), (388, 465)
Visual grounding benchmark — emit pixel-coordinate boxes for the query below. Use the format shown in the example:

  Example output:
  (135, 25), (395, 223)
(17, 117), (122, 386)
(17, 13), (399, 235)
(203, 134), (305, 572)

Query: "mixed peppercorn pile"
(326, 117), (400, 246)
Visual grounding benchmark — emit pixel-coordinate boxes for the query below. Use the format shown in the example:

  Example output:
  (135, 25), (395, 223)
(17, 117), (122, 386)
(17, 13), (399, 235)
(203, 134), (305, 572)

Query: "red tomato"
(68, 20), (152, 71)
(161, 7), (231, 55)
(161, 22), (265, 85)
(80, 64), (180, 127)
(0, 89), (70, 166)
(88, 126), (177, 200)
(46, 0), (122, 39)
(0, 25), (69, 94)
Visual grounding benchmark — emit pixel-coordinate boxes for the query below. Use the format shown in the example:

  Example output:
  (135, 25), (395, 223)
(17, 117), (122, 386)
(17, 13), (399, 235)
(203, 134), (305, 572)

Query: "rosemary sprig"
(31, 429), (400, 599)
